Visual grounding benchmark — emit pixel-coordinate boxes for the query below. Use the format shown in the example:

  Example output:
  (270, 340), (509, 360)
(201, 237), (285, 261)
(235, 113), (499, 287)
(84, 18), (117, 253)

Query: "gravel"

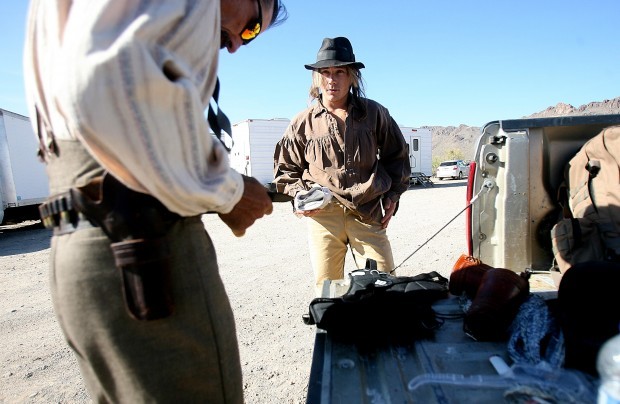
(0, 180), (468, 403)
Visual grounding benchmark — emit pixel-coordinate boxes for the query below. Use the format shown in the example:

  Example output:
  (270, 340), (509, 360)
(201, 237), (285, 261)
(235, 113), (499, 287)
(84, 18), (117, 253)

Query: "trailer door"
(409, 136), (421, 172)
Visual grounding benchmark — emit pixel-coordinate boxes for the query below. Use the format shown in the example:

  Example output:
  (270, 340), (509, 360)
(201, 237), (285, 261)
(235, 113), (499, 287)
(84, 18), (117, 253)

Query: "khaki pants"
(307, 201), (394, 295)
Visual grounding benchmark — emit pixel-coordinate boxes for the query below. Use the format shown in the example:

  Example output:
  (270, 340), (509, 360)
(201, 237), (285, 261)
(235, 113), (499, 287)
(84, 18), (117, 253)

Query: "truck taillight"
(466, 161), (476, 256)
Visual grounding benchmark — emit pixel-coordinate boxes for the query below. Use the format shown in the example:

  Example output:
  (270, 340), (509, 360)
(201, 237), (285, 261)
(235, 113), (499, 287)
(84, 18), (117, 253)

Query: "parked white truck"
(0, 108), (48, 225)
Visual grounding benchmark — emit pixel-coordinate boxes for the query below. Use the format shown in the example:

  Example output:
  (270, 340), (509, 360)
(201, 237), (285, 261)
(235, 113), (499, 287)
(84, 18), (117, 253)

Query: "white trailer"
(229, 120), (433, 187)
(229, 118), (290, 185)
(400, 126), (432, 185)
(0, 109), (49, 224)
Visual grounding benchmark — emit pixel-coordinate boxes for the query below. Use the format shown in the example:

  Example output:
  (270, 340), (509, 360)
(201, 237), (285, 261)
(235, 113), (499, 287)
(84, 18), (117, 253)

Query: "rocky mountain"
(428, 96), (620, 162)
(527, 97), (620, 119)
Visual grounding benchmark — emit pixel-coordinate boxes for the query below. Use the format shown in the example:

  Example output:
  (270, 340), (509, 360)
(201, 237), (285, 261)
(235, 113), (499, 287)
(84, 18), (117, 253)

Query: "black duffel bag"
(303, 260), (449, 342)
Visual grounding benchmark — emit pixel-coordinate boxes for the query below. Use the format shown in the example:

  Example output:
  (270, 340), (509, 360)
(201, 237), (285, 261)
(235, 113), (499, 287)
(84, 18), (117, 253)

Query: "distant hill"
(428, 96), (620, 163)
(526, 97), (620, 119)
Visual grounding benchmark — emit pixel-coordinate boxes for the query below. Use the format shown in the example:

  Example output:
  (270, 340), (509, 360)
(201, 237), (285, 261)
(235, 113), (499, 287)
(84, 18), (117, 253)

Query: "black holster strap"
(69, 173), (180, 242)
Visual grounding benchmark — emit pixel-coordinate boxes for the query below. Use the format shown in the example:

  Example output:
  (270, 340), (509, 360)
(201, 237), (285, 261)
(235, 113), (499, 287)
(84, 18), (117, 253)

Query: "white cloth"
(294, 187), (333, 211)
(23, 0), (243, 216)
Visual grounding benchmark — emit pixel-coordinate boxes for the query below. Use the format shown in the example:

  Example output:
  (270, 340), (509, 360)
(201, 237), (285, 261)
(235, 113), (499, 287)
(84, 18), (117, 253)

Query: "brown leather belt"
(39, 192), (97, 235)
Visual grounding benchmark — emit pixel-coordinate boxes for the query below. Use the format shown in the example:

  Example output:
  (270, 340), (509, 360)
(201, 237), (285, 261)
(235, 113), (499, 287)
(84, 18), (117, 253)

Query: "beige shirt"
(274, 98), (411, 222)
(23, 0), (243, 216)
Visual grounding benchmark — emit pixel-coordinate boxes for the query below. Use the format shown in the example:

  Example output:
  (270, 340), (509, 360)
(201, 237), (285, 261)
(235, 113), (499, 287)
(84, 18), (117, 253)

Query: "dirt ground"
(0, 180), (469, 403)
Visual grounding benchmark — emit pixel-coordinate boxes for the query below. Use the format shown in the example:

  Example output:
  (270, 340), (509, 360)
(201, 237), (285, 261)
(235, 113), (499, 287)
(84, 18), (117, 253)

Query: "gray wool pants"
(49, 216), (243, 403)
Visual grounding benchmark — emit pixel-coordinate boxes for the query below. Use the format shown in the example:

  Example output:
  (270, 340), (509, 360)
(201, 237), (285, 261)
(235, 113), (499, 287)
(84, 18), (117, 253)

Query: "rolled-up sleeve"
(26, 0), (242, 216)
(273, 121), (309, 197)
(381, 117), (411, 201)
(377, 109), (411, 201)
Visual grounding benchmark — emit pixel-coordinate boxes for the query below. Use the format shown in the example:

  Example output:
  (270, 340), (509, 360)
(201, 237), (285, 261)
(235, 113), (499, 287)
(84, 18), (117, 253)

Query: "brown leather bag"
(449, 254), (530, 341)
(449, 254), (492, 298)
(464, 267), (530, 341)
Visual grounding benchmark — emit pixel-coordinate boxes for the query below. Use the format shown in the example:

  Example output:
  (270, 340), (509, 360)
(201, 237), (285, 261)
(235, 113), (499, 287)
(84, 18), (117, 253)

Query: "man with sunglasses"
(23, 0), (286, 402)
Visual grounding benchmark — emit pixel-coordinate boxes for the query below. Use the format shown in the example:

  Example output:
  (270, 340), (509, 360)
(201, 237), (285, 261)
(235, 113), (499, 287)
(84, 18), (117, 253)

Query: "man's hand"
(380, 196), (397, 229)
(219, 176), (273, 237)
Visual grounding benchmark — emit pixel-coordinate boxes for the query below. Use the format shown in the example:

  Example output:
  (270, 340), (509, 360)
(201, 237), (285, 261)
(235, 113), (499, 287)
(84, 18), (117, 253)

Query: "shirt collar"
(313, 95), (364, 120)
(311, 102), (326, 119)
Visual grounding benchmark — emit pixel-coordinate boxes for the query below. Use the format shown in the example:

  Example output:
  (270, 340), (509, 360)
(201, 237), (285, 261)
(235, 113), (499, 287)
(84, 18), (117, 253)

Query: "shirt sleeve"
(273, 120), (309, 197)
(34, 0), (243, 216)
(377, 108), (412, 201)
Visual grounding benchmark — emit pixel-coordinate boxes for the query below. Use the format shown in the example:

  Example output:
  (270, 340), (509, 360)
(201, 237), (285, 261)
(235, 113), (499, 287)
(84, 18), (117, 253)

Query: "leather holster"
(70, 173), (180, 321)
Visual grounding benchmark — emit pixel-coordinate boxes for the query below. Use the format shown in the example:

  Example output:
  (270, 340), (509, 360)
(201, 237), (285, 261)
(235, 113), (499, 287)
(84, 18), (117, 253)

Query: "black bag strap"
(207, 78), (233, 152)
(384, 271), (448, 289)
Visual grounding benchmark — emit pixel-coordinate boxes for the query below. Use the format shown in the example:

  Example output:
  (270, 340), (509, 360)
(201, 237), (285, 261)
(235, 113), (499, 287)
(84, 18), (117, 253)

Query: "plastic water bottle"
(598, 333), (620, 404)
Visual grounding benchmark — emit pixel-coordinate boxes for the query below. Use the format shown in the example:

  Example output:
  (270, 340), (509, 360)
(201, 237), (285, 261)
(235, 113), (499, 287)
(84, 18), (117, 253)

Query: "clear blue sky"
(2, 1), (618, 128)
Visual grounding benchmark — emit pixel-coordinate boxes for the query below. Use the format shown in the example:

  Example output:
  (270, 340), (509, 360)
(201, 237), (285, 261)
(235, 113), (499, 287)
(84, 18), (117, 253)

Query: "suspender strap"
(35, 106), (58, 162)
(207, 78), (233, 151)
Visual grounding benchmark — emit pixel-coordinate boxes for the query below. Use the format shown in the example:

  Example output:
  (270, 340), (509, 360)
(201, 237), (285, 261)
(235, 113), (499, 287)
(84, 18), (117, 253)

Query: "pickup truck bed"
(307, 278), (559, 403)
(307, 114), (620, 403)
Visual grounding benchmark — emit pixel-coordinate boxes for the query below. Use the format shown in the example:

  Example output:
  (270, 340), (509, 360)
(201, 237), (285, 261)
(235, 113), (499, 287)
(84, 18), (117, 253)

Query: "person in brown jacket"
(274, 36), (411, 294)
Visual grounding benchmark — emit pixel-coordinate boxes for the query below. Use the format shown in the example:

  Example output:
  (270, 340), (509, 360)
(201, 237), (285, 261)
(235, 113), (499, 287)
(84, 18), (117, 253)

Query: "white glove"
(294, 187), (332, 211)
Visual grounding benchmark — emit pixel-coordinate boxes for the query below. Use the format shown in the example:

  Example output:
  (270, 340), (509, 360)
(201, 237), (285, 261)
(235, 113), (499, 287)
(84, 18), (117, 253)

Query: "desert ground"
(0, 179), (469, 403)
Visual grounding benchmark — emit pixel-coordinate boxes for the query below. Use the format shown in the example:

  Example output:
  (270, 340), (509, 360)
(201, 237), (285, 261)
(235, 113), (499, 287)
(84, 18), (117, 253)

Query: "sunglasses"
(240, 0), (262, 45)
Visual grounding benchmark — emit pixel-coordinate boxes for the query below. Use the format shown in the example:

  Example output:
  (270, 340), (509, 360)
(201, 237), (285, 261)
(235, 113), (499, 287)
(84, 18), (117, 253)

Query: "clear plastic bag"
(407, 361), (597, 404)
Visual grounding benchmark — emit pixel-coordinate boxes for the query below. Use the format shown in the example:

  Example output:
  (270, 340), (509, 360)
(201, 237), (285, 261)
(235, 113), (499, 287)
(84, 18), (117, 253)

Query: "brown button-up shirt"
(274, 97), (411, 223)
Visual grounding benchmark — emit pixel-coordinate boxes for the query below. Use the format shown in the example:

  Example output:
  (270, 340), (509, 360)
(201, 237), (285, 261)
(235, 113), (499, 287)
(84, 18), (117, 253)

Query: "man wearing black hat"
(274, 37), (411, 294)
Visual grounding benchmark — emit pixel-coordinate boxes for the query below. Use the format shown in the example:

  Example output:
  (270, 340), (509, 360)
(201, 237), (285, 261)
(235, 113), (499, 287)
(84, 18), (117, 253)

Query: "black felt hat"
(304, 37), (365, 70)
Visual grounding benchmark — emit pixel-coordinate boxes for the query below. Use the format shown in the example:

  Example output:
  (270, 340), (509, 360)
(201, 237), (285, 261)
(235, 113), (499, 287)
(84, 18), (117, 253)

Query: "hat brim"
(304, 60), (365, 70)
